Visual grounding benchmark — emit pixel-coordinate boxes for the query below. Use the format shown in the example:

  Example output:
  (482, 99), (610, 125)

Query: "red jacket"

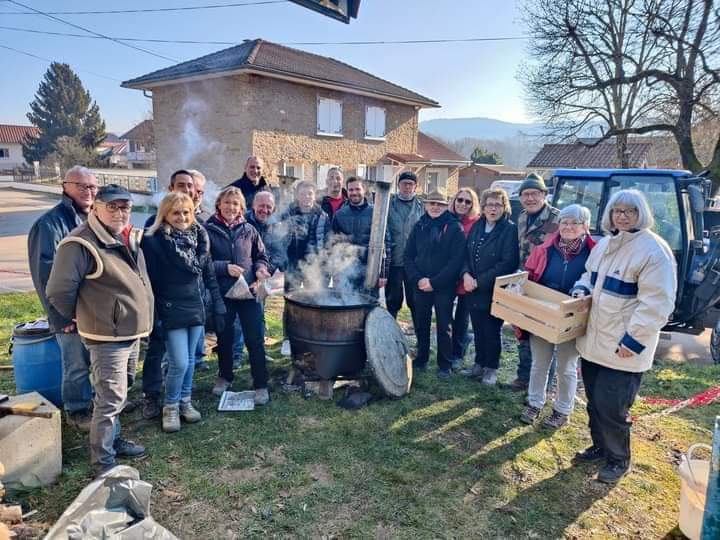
(524, 230), (596, 282)
(456, 214), (480, 295)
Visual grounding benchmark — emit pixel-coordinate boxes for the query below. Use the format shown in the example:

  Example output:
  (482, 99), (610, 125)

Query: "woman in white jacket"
(571, 189), (676, 484)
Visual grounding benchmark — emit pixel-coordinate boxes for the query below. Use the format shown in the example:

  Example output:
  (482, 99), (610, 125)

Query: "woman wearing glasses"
(570, 190), (676, 484)
(461, 188), (519, 385)
(520, 204), (595, 429)
(449, 188), (481, 373)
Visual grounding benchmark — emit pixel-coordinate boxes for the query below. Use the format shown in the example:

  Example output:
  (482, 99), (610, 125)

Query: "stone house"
(121, 39), (439, 190)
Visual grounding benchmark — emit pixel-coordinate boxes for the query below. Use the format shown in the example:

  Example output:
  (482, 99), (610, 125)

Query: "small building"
(0, 124), (39, 171)
(119, 120), (156, 169)
(458, 163), (526, 194)
(121, 39), (439, 188)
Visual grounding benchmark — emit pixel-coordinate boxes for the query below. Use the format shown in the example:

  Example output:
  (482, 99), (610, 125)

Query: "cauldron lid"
(364, 308), (412, 398)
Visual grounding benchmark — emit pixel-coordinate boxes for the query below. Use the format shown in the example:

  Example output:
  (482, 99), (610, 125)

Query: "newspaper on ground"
(217, 390), (256, 412)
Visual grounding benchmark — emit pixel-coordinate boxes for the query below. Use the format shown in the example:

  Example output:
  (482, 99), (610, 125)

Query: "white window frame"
(317, 97), (343, 137)
(364, 105), (386, 140)
(0, 148), (9, 159)
(280, 161), (304, 181)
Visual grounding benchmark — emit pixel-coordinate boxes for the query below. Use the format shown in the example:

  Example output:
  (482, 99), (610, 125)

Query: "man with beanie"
(513, 173), (560, 390)
(386, 171), (425, 322)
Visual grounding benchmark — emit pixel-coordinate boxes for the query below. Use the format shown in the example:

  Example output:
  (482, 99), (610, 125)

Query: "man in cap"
(513, 173), (560, 390)
(28, 165), (98, 431)
(47, 184), (153, 476)
(386, 171), (425, 322)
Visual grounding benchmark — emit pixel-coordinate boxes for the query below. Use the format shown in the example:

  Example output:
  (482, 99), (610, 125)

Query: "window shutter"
(376, 108), (386, 137)
(331, 100), (342, 134)
(357, 164), (367, 178)
(365, 107), (373, 137)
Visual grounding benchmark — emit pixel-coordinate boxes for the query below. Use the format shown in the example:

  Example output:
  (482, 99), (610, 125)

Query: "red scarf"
(554, 234), (585, 260)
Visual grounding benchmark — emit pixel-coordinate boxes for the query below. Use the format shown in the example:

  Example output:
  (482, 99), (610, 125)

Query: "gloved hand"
(214, 313), (226, 335)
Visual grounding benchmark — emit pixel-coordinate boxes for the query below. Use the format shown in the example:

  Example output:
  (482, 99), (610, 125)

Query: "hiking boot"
(481, 368), (498, 386)
(66, 409), (92, 432)
(520, 405), (542, 424)
(597, 462), (631, 484)
(460, 364), (484, 378)
(436, 369), (452, 381)
(510, 378), (529, 391)
(180, 401), (202, 423)
(572, 445), (605, 464)
(142, 396), (162, 420)
(542, 410), (569, 429)
(212, 377), (231, 397)
(254, 388), (270, 406)
(162, 404), (181, 433)
(281, 339), (291, 356)
(113, 437), (146, 458)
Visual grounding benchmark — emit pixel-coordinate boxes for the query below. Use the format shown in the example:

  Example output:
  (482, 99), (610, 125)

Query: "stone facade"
(152, 73), (419, 190)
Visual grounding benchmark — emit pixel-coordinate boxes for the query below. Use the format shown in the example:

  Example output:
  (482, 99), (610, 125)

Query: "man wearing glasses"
(513, 173), (560, 391)
(28, 165), (98, 431)
(47, 184), (153, 476)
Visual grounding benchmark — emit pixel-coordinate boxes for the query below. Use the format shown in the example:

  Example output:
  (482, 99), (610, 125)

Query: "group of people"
(28, 158), (677, 485)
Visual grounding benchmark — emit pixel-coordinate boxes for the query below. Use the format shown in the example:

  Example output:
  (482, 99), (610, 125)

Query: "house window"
(365, 106), (386, 139)
(0, 148), (9, 159)
(317, 97), (343, 136)
(366, 166), (378, 182)
(427, 172), (439, 192)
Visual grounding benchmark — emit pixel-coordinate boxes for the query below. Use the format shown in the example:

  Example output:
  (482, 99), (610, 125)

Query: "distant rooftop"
(0, 124), (39, 144)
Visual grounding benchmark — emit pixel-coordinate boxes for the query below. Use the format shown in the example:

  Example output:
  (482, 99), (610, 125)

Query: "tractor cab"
(550, 169), (720, 361)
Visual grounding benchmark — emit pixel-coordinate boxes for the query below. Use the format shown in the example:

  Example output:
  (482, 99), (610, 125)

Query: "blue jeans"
(84, 339), (138, 471)
(164, 326), (203, 405)
(55, 332), (93, 414)
(232, 318), (245, 364)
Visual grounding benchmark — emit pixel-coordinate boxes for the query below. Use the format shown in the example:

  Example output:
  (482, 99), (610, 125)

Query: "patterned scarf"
(160, 224), (206, 275)
(555, 234), (585, 260)
(215, 212), (244, 229)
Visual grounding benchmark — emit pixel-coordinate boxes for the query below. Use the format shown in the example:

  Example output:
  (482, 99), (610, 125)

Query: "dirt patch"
(306, 463), (333, 485)
(218, 467), (271, 484)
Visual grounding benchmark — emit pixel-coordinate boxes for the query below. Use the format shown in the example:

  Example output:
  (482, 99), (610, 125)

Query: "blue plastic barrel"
(11, 320), (62, 407)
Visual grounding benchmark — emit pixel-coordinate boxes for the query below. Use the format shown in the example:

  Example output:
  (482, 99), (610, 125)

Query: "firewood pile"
(0, 461), (42, 540)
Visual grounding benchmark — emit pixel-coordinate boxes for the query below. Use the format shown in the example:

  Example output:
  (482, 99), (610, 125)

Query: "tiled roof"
(0, 124), (39, 144)
(122, 39), (439, 108)
(386, 152), (429, 164)
(120, 119), (153, 141)
(464, 163), (526, 175)
(417, 132), (469, 163)
(527, 139), (654, 169)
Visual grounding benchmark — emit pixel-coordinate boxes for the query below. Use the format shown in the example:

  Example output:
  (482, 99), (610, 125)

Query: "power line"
(0, 43), (122, 81)
(6, 0), (180, 63)
(0, 25), (528, 46)
(0, 0), (287, 15)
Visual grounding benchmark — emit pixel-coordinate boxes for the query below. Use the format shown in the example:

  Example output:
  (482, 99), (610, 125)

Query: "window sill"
(316, 131), (344, 138)
(364, 136), (386, 142)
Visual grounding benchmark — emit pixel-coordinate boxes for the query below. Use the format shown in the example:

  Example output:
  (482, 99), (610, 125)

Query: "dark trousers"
(414, 289), (454, 371)
(516, 337), (533, 382)
(142, 321), (164, 399)
(451, 295), (472, 360)
(386, 266), (416, 321)
(581, 359), (642, 465)
(469, 309), (503, 369)
(217, 299), (268, 389)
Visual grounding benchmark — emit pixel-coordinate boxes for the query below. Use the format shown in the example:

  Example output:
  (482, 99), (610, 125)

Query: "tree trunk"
(616, 133), (629, 168)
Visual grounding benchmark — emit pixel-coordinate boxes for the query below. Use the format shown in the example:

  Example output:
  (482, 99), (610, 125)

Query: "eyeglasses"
(484, 203), (504, 209)
(455, 198), (472, 205)
(64, 181), (98, 193)
(611, 207), (638, 217)
(98, 202), (132, 214)
(559, 221), (584, 227)
(520, 190), (544, 199)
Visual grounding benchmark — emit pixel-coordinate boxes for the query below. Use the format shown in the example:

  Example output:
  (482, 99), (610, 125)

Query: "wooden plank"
(491, 302), (586, 344)
(493, 287), (564, 320)
(494, 272), (528, 287)
(524, 281), (570, 303)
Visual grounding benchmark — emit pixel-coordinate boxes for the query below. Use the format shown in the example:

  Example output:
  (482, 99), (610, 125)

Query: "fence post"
(701, 415), (720, 539)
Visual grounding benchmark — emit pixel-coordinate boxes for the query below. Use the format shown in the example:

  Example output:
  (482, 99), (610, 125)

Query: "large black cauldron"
(284, 290), (378, 379)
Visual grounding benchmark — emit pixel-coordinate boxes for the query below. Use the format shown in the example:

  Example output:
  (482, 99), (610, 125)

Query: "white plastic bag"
(225, 275), (254, 300)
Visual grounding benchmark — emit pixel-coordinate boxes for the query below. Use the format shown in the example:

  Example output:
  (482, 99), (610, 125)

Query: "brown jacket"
(517, 203), (560, 268)
(47, 212), (154, 342)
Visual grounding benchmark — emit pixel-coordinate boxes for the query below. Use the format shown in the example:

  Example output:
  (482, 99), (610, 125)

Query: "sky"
(0, 0), (531, 135)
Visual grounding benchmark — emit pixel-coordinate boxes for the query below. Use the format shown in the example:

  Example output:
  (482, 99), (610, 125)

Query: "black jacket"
(142, 224), (225, 330)
(404, 211), (466, 293)
(205, 215), (270, 295)
(320, 188), (348, 218)
(245, 209), (288, 274)
(27, 194), (87, 332)
(331, 200), (390, 277)
(463, 216), (519, 311)
(230, 174), (270, 207)
(280, 203), (330, 268)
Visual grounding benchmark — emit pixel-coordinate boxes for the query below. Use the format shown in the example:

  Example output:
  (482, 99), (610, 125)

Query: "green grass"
(1, 292), (719, 538)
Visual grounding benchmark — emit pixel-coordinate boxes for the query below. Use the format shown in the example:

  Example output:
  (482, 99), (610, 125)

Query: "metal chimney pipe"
(364, 178), (392, 289)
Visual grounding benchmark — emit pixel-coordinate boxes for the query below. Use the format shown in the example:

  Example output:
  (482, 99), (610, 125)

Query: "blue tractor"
(548, 168), (720, 363)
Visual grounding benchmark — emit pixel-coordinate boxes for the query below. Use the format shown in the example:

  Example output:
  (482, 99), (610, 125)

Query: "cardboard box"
(491, 272), (591, 344)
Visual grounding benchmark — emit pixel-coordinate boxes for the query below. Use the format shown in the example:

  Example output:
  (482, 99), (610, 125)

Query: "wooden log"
(0, 505), (22, 524)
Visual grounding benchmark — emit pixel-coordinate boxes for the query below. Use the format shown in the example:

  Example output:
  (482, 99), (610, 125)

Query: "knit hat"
(398, 171), (417, 184)
(518, 173), (548, 195)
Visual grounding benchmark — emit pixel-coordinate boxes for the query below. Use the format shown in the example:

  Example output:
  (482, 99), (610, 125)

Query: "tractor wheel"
(711, 319), (720, 364)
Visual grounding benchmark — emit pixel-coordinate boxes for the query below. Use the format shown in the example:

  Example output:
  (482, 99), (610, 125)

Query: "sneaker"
(66, 409), (92, 432)
(542, 410), (569, 429)
(572, 445), (605, 464)
(481, 368), (498, 386)
(254, 388), (270, 406)
(597, 462), (631, 484)
(520, 405), (541, 424)
(142, 396), (162, 420)
(113, 437), (146, 458)
(460, 364), (484, 378)
(212, 377), (231, 397)
(281, 339), (291, 356)
(162, 404), (181, 433)
(510, 378), (529, 391)
(436, 369), (452, 380)
(179, 401), (202, 423)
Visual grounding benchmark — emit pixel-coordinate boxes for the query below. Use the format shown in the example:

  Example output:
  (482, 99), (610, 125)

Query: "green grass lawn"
(2, 292), (719, 539)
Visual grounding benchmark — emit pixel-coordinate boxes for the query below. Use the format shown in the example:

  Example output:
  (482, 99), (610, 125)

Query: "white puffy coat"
(573, 229), (677, 373)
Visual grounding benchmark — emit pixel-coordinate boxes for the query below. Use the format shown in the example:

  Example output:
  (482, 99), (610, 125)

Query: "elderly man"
(28, 165), (98, 431)
(47, 184), (153, 476)
(188, 169), (210, 222)
(513, 173), (560, 391)
(246, 190), (288, 275)
(386, 171), (424, 321)
(231, 156), (270, 207)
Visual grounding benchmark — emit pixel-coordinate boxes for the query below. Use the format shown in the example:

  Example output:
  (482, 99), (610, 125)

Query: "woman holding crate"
(461, 188), (519, 385)
(519, 204), (595, 429)
(570, 189), (676, 484)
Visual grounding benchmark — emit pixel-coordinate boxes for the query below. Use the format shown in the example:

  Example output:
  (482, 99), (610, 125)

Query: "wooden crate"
(491, 272), (591, 344)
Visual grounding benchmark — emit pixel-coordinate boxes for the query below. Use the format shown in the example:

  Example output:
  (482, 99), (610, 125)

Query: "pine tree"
(23, 62), (106, 163)
(470, 146), (502, 165)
